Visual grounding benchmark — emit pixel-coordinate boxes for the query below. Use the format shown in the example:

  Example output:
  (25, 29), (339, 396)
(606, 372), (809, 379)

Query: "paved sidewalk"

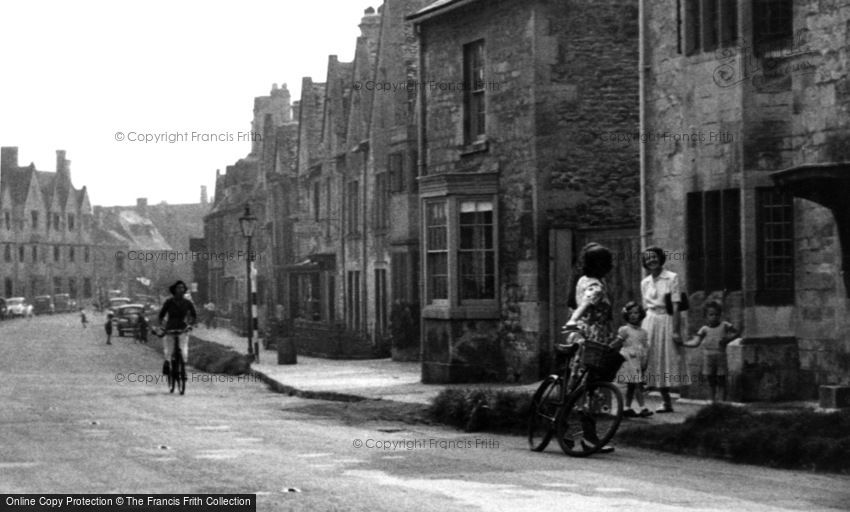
(192, 326), (712, 422)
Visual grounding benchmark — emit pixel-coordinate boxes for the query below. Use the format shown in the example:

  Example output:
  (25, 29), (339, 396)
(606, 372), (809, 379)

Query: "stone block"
(819, 385), (850, 408)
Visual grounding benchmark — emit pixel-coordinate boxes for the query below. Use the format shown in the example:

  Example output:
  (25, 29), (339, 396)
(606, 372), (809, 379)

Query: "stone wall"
(419, 0), (639, 382)
(646, 1), (850, 395)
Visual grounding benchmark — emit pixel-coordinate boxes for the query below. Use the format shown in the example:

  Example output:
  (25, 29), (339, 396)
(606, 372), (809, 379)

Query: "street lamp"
(239, 205), (258, 361)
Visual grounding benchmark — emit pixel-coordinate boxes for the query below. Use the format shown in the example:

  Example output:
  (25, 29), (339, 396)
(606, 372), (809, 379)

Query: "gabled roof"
(35, 171), (56, 210)
(2, 167), (35, 206)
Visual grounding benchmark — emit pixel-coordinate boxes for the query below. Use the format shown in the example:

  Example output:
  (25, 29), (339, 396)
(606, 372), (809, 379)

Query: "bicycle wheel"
(528, 376), (562, 452)
(177, 352), (186, 395)
(556, 381), (623, 457)
(169, 358), (177, 394)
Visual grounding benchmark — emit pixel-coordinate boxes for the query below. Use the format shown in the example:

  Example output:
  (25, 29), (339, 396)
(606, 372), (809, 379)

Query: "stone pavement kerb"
(191, 326), (705, 422)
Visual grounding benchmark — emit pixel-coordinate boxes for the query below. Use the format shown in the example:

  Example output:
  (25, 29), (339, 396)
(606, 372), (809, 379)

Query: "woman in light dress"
(641, 246), (685, 413)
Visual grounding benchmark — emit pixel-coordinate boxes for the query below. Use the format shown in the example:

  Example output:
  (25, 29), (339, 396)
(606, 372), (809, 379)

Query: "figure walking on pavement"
(105, 313), (113, 345)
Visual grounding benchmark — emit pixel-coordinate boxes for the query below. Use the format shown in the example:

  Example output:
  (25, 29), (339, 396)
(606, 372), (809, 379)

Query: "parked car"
(32, 295), (55, 315)
(54, 293), (73, 313)
(107, 297), (131, 314)
(0, 298), (6, 319)
(5, 297), (28, 318)
(131, 294), (157, 311)
(113, 304), (146, 337)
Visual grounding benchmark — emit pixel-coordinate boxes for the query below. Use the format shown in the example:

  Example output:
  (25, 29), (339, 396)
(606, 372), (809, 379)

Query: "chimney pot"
(1, 146), (19, 171)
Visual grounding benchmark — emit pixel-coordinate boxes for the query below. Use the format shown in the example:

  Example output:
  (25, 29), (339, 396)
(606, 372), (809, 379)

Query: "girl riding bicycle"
(562, 243), (625, 453)
(158, 280), (197, 375)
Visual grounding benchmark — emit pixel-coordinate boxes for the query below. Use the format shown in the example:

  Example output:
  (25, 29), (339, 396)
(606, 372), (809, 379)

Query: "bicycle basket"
(582, 340), (625, 382)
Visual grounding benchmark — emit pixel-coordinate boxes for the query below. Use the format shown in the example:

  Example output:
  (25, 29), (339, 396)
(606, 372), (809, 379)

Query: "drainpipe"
(415, 21), (427, 364)
(361, 143), (369, 339)
(639, 0), (647, 252)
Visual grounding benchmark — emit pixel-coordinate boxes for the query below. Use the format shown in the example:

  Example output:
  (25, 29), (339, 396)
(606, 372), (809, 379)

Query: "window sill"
(422, 303), (500, 320)
(460, 139), (489, 156)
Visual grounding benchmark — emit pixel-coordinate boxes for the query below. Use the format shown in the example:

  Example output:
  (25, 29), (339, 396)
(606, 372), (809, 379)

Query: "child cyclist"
(684, 300), (739, 402)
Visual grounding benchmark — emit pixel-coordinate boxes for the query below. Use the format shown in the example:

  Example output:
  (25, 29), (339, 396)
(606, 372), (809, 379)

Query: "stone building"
(92, 193), (207, 301)
(643, 0), (850, 399)
(0, 147), (95, 301)
(409, 0), (641, 382)
(282, 3), (429, 359)
(205, 84), (293, 333)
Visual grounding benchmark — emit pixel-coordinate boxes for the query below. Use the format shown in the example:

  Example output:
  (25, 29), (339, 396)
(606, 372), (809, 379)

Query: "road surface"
(1, 314), (848, 511)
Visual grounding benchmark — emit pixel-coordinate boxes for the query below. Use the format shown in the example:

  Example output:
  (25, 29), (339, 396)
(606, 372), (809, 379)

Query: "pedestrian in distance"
(617, 301), (652, 418)
(683, 300), (739, 403)
(105, 313), (113, 345)
(80, 308), (88, 328)
(137, 314), (149, 344)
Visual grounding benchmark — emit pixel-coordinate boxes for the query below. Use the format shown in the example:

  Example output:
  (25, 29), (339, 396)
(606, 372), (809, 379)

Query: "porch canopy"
(283, 254), (336, 272)
(771, 162), (850, 296)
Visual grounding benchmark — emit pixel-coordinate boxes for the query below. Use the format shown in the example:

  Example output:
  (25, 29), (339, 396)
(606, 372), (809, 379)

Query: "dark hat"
(168, 280), (188, 294)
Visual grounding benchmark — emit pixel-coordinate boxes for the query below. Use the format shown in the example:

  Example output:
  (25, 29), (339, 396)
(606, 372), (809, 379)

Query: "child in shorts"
(685, 301), (739, 402)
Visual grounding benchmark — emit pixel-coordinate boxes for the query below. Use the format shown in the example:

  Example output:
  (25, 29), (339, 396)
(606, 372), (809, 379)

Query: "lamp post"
(239, 205), (258, 361)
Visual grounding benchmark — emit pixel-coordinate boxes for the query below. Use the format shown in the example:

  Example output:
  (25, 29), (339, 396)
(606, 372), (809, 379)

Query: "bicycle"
(154, 326), (192, 395)
(528, 326), (625, 456)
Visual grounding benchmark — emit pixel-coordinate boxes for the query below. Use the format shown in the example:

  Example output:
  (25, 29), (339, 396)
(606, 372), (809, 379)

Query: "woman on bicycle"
(563, 243), (623, 453)
(565, 243), (622, 351)
(158, 280), (197, 375)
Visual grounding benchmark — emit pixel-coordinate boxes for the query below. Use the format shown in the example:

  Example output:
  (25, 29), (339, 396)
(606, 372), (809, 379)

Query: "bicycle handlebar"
(153, 326), (193, 337)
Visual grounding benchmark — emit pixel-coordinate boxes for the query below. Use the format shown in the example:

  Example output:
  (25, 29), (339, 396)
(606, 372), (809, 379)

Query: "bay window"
(421, 172), (499, 317)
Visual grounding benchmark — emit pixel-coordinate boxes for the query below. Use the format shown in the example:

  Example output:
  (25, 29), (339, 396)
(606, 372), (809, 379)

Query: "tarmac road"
(1, 314), (849, 512)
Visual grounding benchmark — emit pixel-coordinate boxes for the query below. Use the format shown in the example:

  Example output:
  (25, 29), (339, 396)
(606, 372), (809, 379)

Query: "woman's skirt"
(642, 310), (688, 388)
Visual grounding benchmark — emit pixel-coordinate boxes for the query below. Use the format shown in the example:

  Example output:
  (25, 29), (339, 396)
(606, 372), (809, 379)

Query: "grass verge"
(427, 389), (850, 473)
(618, 403), (850, 473)
(138, 334), (252, 375)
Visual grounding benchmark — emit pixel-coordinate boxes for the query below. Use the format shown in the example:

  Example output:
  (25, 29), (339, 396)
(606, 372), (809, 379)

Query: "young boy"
(105, 313), (114, 345)
(80, 308), (88, 328)
(684, 301), (739, 402)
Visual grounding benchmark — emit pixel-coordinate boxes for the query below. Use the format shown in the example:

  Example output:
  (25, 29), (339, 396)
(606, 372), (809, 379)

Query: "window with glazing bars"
(754, 0), (792, 47)
(756, 187), (794, 304)
(684, 0), (738, 55)
(426, 202), (448, 301)
(463, 40), (485, 143)
(374, 173), (389, 230)
(686, 189), (741, 292)
(458, 200), (495, 299)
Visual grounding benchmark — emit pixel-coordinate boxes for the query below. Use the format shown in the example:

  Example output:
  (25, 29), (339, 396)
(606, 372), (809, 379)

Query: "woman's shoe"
(638, 408), (654, 417)
(623, 409), (638, 418)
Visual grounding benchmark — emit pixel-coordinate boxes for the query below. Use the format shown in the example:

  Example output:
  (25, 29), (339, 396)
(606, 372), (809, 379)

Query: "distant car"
(5, 297), (27, 318)
(33, 295), (55, 315)
(107, 297), (131, 314)
(113, 304), (146, 337)
(132, 294), (157, 311)
(54, 293), (73, 313)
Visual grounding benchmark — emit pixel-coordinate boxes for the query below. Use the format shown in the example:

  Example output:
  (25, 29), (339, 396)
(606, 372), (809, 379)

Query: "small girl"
(80, 308), (88, 328)
(618, 301), (652, 418)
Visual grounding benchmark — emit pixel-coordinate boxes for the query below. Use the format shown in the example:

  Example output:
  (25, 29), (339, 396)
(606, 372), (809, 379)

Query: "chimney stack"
(359, 7), (381, 47)
(1, 146), (19, 172)
(136, 198), (148, 217)
(201, 185), (208, 205)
